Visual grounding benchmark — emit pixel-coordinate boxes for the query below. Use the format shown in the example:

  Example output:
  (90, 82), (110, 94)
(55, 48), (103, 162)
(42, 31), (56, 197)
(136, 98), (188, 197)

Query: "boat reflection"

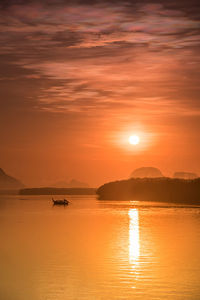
(129, 209), (140, 266)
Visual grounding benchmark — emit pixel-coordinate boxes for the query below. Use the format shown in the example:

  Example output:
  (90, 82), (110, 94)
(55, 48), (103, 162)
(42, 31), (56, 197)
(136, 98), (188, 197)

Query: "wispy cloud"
(0, 0), (199, 119)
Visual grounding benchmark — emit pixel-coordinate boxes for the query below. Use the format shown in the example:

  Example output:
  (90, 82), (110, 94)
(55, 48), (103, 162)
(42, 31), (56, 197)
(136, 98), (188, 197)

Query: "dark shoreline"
(97, 177), (200, 205)
(19, 187), (97, 195)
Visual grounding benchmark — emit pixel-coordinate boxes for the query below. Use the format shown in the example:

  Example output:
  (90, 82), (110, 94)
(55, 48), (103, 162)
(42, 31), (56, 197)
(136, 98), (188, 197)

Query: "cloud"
(0, 0), (199, 120)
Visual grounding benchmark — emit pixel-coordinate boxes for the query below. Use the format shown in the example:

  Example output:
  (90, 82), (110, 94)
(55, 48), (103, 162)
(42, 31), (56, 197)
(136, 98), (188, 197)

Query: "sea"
(0, 195), (200, 300)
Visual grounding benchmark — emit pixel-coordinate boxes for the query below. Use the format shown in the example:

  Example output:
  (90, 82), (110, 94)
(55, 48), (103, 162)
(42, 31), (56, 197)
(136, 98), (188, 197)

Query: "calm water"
(0, 195), (200, 300)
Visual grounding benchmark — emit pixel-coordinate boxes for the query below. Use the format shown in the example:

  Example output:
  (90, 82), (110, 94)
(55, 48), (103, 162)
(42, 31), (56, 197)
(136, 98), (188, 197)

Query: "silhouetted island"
(19, 187), (96, 195)
(0, 168), (24, 190)
(97, 177), (200, 204)
(130, 167), (164, 178)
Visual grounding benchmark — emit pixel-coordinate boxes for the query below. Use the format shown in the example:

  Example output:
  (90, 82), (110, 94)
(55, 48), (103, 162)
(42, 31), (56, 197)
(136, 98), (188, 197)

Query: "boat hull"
(52, 198), (69, 205)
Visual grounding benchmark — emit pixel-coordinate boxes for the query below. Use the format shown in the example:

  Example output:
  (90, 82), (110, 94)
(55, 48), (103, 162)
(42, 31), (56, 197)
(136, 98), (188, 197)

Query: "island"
(19, 187), (96, 195)
(97, 177), (200, 204)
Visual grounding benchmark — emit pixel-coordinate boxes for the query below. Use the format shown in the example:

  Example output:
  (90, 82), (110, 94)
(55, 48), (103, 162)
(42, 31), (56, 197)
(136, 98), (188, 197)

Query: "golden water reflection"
(129, 209), (140, 266)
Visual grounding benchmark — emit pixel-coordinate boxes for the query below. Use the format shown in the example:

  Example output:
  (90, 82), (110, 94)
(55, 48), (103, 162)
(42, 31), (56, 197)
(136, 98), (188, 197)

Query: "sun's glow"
(129, 135), (140, 145)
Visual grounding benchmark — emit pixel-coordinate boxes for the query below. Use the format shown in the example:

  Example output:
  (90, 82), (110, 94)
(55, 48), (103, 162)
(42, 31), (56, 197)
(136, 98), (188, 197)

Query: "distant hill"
(0, 168), (24, 189)
(52, 179), (89, 188)
(97, 177), (200, 204)
(173, 172), (198, 180)
(130, 167), (163, 178)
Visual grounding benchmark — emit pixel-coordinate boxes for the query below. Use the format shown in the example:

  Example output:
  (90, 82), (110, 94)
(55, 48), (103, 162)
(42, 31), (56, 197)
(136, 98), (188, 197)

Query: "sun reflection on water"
(129, 209), (140, 266)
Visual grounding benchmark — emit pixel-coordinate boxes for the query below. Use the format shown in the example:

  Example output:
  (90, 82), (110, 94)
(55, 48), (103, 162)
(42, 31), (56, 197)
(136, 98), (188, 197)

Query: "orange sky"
(0, 0), (200, 187)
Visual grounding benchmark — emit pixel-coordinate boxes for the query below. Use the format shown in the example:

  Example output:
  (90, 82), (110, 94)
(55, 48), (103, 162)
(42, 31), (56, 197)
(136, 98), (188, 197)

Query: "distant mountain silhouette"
(173, 172), (198, 179)
(52, 179), (89, 188)
(0, 168), (24, 189)
(52, 181), (69, 188)
(130, 167), (163, 178)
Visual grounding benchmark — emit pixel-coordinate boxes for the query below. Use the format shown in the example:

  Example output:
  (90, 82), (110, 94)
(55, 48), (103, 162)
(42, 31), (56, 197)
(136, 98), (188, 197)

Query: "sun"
(129, 135), (140, 145)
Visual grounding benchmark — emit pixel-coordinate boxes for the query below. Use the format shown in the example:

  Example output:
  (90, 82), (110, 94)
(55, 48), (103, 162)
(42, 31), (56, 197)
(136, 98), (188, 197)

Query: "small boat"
(52, 198), (69, 205)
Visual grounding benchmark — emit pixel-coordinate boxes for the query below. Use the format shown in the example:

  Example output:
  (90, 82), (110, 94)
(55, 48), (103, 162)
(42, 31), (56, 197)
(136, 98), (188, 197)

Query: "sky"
(0, 0), (200, 187)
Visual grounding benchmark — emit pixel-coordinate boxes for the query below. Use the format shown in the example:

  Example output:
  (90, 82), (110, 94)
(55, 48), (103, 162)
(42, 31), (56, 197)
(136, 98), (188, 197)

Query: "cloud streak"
(0, 0), (200, 118)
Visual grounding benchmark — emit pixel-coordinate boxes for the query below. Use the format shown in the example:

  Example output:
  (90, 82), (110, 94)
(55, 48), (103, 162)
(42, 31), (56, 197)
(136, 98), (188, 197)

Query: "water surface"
(0, 195), (200, 300)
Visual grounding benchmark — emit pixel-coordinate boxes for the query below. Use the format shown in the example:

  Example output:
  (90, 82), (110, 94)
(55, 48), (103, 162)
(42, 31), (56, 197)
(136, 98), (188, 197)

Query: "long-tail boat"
(52, 198), (69, 205)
